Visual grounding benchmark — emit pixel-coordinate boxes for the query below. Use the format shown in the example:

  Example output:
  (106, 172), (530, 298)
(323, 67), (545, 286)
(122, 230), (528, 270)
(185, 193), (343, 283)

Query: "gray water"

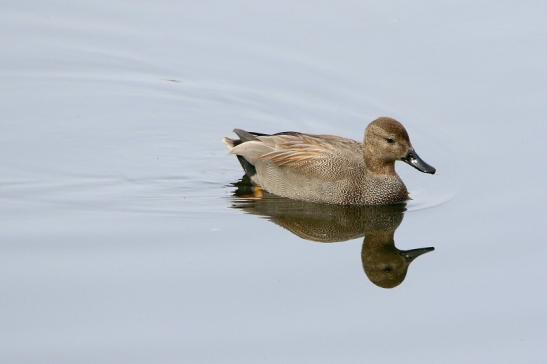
(1, 1), (546, 363)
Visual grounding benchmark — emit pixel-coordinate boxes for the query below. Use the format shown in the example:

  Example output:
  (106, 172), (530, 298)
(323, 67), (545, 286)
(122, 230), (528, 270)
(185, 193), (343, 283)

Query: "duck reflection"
(230, 177), (434, 288)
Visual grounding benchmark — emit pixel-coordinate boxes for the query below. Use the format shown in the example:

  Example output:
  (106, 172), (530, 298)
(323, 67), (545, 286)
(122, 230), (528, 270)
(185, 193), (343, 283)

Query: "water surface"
(1, 1), (546, 363)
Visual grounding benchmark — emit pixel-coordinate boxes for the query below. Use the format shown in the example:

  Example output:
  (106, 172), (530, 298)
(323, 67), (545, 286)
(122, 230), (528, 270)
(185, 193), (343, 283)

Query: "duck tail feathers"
(233, 128), (261, 142)
(222, 137), (236, 151)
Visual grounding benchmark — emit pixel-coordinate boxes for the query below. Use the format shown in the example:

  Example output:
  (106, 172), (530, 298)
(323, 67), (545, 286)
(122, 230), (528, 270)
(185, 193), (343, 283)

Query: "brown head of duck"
(364, 117), (436, 176)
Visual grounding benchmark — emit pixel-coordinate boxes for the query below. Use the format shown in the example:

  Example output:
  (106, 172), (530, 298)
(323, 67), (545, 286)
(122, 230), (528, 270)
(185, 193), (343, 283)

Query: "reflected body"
(224, 117), (435, 205)
(231, 178), (434, 288)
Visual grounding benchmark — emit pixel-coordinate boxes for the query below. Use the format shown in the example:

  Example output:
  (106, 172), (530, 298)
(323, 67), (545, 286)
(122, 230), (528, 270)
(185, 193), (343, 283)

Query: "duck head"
(364, 117), (436, 174)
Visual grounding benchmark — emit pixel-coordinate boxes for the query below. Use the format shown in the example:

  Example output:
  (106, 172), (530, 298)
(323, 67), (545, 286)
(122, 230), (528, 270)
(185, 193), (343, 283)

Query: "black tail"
(237, 155), (257, 177)
(230, 129), (263, 177)
(230, 129), (301, 178)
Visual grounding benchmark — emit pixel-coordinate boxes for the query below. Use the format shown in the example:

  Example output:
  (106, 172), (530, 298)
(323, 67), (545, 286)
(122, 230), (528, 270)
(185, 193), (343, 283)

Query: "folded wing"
(229, 131), (362, 178)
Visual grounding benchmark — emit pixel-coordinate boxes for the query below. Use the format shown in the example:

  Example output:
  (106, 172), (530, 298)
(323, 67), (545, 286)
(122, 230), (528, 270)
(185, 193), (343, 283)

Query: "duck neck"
(363, 146), (396, 175)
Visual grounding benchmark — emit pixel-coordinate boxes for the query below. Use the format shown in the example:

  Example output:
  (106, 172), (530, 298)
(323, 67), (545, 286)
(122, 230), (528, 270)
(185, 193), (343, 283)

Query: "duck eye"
(386, 138), (395, 144)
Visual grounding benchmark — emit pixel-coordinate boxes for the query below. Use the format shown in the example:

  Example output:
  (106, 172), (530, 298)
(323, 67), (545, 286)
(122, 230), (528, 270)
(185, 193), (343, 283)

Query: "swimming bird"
(223, 117), (435, 205)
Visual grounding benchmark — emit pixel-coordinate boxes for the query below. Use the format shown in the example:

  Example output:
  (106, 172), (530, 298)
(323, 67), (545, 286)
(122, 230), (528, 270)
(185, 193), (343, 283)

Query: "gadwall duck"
(223, 117), (435, 205)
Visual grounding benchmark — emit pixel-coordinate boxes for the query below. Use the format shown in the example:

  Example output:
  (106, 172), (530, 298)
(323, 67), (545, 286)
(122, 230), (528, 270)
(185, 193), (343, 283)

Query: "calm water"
(1, 1), (546, 363)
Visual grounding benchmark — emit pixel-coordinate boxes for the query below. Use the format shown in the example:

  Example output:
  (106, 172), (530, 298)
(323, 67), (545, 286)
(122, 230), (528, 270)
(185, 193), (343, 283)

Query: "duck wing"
(229, 130), (363, 179)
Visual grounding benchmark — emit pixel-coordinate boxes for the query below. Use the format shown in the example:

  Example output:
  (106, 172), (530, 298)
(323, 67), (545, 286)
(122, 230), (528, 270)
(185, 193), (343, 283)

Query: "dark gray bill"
(402, 149), (436, 174)
(401, 247), (435, 262)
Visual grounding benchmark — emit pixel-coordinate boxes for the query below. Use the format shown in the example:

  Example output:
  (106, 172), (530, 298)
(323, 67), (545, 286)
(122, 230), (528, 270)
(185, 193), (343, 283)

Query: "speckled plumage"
(223, 117), (434, 205)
